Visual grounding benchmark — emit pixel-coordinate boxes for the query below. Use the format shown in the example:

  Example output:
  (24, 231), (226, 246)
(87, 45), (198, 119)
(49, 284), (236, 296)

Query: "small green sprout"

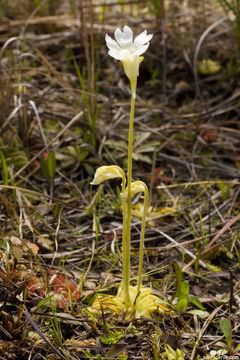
(161, 344), (185, 360)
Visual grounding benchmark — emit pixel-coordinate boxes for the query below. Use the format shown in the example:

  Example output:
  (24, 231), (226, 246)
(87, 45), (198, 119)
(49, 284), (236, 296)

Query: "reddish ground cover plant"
(48, 270), (81, 309)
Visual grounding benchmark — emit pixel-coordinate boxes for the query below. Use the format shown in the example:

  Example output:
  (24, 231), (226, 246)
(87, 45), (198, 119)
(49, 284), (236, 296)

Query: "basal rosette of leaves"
(91, 285), (173, 319)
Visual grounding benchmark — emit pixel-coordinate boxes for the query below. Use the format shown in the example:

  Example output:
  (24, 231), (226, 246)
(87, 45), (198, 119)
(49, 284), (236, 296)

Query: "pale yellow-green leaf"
(187, 310), (209, 319)
(204, 262), (222, 272)
(90, 285), (173, 319)
(161, 344), (185, 360)
(131, 203), (176, 225)
(198, 59), (221, 75)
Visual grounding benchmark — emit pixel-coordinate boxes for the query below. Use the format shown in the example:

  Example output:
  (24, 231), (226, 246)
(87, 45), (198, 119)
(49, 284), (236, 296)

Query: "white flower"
(105, 25), (153, 84)
(105, 25), (153, 61)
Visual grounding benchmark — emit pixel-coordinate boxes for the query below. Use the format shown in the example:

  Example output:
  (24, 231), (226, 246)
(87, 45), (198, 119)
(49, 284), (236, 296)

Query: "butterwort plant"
(106, 25), (153, 305)
(90, 26), (172, 318)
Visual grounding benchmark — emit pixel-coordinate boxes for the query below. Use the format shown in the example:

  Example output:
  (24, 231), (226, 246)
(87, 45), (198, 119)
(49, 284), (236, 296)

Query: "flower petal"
(134, 30), (153, 47)
(90, 165), (124, 185)
(125, 181), (147, 198)
(133, 43), (149, 56)
(108, 49), (126, 60)
(123, 25), (133, 39)
(105, 33), (120, 51)
(114, 25), (133, 47)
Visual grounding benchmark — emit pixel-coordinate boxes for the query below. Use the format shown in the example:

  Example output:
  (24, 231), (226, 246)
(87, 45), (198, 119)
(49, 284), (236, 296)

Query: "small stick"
(155, 229), (210, 270)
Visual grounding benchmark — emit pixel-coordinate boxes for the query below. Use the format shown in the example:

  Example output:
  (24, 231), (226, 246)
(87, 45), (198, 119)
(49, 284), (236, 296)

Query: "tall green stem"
(137, 183), (148, 294)
(121, 177), (130, 308)
(124, 79), (137, 309)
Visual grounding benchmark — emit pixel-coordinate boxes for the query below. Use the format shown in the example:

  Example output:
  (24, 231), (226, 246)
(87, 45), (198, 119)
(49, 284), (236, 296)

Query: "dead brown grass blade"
(202, 212), (240, 255)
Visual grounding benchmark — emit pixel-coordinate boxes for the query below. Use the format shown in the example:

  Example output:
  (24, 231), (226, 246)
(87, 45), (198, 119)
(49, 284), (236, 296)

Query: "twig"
(190, 305), (224, 360)
(24, 311), (77, 360)
(193, 16), (227, 98)
(13, 110), (84, 179)
(202, 212), (240, 255)
(154, 229), (210, 270)
(29, 100), (49, 152)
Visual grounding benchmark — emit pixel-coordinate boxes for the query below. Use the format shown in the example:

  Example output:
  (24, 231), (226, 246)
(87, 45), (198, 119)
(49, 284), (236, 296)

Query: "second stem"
(125, 81), (136, 308)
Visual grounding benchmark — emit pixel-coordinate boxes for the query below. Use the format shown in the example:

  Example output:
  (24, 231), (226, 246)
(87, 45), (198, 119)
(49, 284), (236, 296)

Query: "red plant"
(202, 130), (218, 143)
(49, 270), (80, 309)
